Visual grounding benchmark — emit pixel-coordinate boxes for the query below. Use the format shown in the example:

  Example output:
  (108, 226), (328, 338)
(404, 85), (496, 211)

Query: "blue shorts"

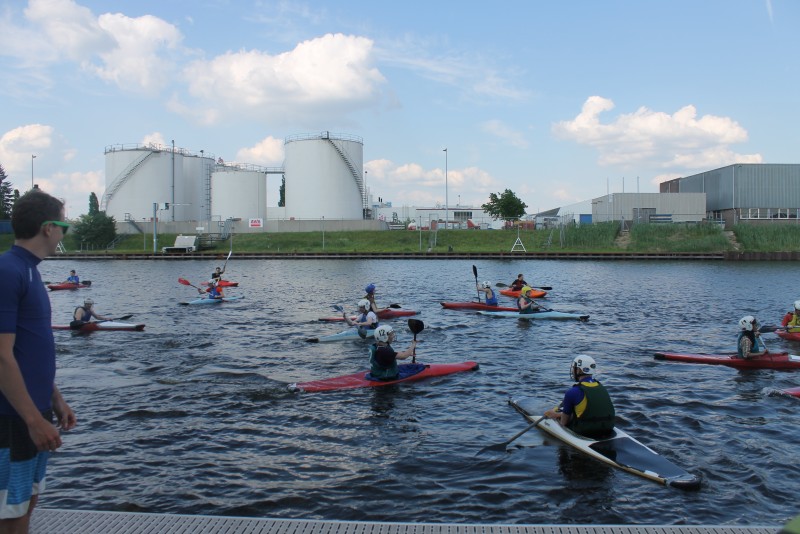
(0, 412), (51, 519)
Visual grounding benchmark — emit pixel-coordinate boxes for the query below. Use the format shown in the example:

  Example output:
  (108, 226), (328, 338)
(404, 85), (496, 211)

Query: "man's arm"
(0, 334), (62, 451)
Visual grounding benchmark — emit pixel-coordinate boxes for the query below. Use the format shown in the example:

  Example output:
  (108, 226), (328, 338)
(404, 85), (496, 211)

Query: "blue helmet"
(365, 283), (376, 295)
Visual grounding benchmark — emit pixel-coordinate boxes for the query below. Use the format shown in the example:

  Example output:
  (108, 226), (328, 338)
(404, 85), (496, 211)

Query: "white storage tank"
(284, 132), (365, 220)
(211, 169), (267, 221)
(103, 144), (213, 222)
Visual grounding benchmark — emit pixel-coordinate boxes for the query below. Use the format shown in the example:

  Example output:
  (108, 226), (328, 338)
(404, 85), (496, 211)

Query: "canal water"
(37, 258), (799, 526)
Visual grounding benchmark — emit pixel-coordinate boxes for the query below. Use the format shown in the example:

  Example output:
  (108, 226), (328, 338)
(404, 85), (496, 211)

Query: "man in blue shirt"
(544, 355), (615, 438)
(0, 190), (77, 532)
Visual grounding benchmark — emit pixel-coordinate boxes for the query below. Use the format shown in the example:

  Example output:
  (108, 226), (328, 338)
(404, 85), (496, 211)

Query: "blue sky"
(1, 0), (796, 217)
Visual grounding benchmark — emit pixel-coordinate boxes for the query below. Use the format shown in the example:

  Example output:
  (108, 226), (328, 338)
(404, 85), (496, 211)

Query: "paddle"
(408, 318), (424, 364)
(472, 265), (481, 302)
(222, 250), (232, 272)
(99, 314), (134, 323)
(178, 277), (203, 291)
(495, 282), (553, 291)
(478, 415), (547, 454)
(388, 304), (403, 309)
(759, 324), (785, 334)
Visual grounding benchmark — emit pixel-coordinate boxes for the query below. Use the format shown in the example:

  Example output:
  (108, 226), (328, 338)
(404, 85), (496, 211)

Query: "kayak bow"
(289, 361), (479, 392)
(654, 351), (800, 370)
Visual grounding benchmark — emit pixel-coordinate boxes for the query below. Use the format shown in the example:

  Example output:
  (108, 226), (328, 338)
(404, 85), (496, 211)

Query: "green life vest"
(568, 381), (615, 438)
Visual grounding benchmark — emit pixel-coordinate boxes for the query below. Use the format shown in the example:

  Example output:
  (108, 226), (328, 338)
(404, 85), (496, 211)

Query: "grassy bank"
(5, 221), (800, 255)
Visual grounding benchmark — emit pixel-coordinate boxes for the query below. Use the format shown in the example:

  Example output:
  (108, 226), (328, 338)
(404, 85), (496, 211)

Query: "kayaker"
(477, 281), (498, 306)
(367, 325), (417, 381)
(510, 274), (528, 291)
(364, 283), (386, 314)
(517, 286), (542, 313)
(544, 355), (615, 439)
(737, 315), (767, 359)
(211, 265), (225, 283)
(343, 299), (378, 337)
(781, 301), (800, 332)
(72, 298), (110, 327)
(203, 280), (224, 300)
(63, 269), (80, 284)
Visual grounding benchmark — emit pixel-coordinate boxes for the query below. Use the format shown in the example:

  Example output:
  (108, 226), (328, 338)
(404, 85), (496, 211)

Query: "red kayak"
(500, 288), (547, 298)
(317, 308), (418, 322)
(288, 361), (479, 392)
(654, 351), (800, 370)
(440, 301), (518, 312)
(777, 330), (800, 342)
(47, 282), (91, 291)
(201, 280), (239, 287)
(783, 386), (800, 398)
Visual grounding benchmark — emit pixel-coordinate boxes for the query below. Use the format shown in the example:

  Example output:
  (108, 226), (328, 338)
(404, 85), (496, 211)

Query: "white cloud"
(552, 96), (762, 170)
(235, 137), (285, 166)
(482, 119), (529, 148)
(141, 132), (166, 148)
(178, 33), (385, 123)
(0, 124), (54, 178)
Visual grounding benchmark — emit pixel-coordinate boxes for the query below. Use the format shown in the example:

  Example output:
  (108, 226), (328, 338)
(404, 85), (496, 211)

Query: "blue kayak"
(478, 309), (589, 321)
(179, 296), (245, 306)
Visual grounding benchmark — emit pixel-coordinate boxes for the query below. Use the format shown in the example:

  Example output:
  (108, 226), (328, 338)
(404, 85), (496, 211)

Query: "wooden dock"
(31, 509), (778, 534)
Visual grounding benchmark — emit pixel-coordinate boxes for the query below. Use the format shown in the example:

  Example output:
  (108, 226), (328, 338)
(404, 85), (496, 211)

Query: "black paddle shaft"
(472, 265), (481, 302)
(408, 319), (424, 363)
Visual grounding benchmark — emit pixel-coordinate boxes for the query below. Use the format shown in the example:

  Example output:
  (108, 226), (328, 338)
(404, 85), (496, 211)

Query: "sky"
(1, 0), (798, 218)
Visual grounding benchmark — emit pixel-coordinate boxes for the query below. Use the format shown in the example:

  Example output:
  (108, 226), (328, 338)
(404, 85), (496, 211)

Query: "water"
(37, 258), (800, 526)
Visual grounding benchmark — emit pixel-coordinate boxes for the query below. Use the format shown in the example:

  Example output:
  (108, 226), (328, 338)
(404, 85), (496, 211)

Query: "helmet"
(482, 281), (491, 289)
(571, 355), (597, 380)
(374, 325), (394, 343)
(739, 315), (758, 331)
(357, 299), (370, 309)
(84, 298), (94, 306)
(365, 283), (376, 295)
(520, 286), (532, 295)
(794, 300), (800, 311)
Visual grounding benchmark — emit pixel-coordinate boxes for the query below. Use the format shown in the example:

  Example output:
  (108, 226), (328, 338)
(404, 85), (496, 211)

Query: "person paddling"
(202, 280), (225, 300)
(510, 274), (528, 291)
(544, 355), (615, 439)
(367, 325), (417, 381)
(517, 286), (542, 313)
(477, 281), (498, 306)
(364, 283), (386, 315)
(211, 265), (226, 283)
(71, 298), (110, 329)
(343, 299), (378, 338)
(781, 301), (800, 333)
(737, 315), (767, 359)
(64, 269), (80, 285)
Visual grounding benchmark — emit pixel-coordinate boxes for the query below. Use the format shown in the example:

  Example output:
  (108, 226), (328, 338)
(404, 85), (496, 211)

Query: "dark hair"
(12, 190), (64, 239)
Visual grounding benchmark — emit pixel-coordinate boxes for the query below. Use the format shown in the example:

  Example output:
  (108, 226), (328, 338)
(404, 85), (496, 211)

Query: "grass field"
(5, 221), (800, 255)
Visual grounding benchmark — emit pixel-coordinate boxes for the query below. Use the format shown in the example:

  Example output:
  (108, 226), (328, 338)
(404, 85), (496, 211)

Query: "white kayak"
(179, 296), (245, 306)
(478, 309), (589, 321)
(306, 327), (377, 343)
(52, 321), (145, 332)
(509, 397), (700, 490)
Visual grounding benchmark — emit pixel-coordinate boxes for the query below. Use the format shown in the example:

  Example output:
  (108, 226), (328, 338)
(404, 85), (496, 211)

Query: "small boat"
(776, 329), (800, 342)
(201, 280), (239, 287)
(654, 351), (800, 370)
(52, 321), (145, 332)
(317, 308), (419, 322)
(509, 397), (700, 490)
(500, 288), (547, 298)
(288, 361), (479, 392)
(47, 282), (92, 291)
(440, 301), (518, 312)
(306, 327), (377, 343)
(179, 296), (245, 306)
(478, 309), (589, 321)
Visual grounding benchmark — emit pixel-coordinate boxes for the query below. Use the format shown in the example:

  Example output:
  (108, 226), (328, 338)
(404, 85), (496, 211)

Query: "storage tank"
(103, 144), (213, 222)
(284, 132), (365, 220)
(211, 168), (267, 221)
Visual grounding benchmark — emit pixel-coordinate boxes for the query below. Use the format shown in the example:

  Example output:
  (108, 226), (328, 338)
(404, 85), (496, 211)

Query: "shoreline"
(44, 251), (800, 260)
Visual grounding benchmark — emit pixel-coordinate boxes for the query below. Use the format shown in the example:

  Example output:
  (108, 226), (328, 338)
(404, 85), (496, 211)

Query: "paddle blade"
(332, 305), (344, 312)
(472, 265), (478, 279)
(535, 286), (553, 291)
(115, 314), (133, 321)
(389, 303), (402, 309)
(495, 282), (508, 287)
(408, 318), (424, 335)
(82, 280), (92, 286)
(178, 277), (192, 286)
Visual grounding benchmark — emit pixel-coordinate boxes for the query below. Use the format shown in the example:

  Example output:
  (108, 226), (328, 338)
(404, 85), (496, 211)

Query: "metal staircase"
(325, 138), (367, 217)
(101, 151), (155, 211)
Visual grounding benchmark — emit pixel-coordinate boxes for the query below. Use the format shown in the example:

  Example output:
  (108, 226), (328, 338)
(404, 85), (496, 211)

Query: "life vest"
(369, 344), (399, 380)
(517, 296), (537, 314)
(737, 331), (764, 357)
(485, 289), (498, 306)
(568, 381), (615, 437)
(73, 306), (91, 322)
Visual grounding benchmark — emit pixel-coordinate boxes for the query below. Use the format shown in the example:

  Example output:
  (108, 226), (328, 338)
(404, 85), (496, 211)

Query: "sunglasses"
(41, 220), (70, 235)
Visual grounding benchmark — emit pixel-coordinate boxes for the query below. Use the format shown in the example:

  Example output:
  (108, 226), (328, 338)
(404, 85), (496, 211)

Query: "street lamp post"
(31, 155), (36, 189)
(443, 148), (448, 229)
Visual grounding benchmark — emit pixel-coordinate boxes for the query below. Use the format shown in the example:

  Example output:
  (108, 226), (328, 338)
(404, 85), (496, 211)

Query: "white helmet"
(374, 325), (394, 343)
(357, 299), (370, 309)
(571, 355), (597, 380)
(794, 300), (800, 311)
(83, 298), (94, 306)
(482, 281), (491, 289)
(739, 316), (758, 331)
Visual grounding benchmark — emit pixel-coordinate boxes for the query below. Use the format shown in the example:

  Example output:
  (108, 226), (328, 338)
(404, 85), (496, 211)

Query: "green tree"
(72, 193), (117, 248)
(0, 164), (13, 219)
(278, 175), (285, 207)
(89, 192), (100, 215)
(481, 189), (528, 221)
